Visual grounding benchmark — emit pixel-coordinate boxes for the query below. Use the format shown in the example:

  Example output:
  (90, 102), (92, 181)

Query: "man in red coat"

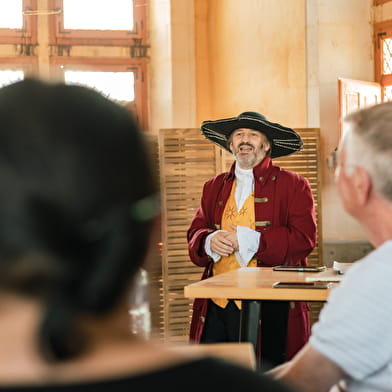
(187, 111), (317, 370)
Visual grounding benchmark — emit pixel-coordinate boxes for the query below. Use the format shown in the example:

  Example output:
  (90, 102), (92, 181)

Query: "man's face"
(229, 128), (270, 169)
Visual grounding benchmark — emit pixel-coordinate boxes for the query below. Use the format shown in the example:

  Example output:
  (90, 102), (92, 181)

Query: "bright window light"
(0, 70), (24, 88)
(64, 70), (135, 102)
(63, 0), (134, 31)
(0, 1), (23, 29)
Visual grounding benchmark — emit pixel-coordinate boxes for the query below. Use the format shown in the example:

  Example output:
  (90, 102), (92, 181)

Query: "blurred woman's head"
(0, 78), (159, 361)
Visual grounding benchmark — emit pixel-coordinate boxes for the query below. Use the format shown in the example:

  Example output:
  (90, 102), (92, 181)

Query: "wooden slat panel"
(158, 129), (217, 342)
(143, 133), (164, 339)
(275, 128), (323, 325)
(158, 127), (323, 342)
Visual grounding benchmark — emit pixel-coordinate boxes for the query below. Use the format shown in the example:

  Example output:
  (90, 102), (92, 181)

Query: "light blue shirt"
(310, 240), (392, 391)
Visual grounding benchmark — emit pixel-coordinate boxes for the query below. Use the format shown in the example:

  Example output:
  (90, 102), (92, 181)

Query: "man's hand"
(229, 224), (239, 251)
(211, 230), (238, 256)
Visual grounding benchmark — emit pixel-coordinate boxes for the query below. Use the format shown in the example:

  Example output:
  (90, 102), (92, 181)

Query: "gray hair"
(342, 101), (392, 201)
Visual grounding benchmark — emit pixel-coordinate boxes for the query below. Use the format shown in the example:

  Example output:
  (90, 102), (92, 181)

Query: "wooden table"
(184, 267), (337, 369)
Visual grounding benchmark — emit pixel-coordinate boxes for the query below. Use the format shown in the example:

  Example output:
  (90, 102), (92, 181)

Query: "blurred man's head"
(336, 101), (392, 217)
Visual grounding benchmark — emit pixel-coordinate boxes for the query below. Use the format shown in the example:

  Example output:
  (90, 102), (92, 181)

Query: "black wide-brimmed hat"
(201, 111), (303, 158)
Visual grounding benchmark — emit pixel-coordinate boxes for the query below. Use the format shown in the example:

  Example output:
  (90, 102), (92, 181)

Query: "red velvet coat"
(187, 156), (317, 360)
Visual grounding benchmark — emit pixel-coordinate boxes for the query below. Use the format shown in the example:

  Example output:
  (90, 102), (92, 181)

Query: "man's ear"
(264, 141), (271, 153)
(354, 166), (372, 205)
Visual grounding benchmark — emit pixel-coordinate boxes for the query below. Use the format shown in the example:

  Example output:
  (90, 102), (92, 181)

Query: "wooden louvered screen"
(275, 128), (323, 326)
(158, 129), (218, 342)
(158, 128), (322, 342)
(273, 128), (322, 267)
(142, 132), (165, 338)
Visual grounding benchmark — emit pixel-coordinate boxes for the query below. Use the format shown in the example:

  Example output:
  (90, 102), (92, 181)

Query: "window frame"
(374, 19), (392, 98)
(0, 0), (37, 45)
(49, 56), (148, 130)
(374, 0), (392, 5)
(48, 0), (147, 46)
(0, 56), (38, 74)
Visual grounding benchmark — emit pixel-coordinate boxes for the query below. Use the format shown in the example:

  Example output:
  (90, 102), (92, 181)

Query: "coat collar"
(227, 156), (274, 179)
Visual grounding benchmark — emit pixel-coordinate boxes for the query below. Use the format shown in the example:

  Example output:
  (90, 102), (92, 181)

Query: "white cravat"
(234, 164), (254, 211)
(205, 164), (261, 266)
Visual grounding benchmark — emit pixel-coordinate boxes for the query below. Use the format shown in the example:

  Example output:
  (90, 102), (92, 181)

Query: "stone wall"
(322, 240), (374, 267)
